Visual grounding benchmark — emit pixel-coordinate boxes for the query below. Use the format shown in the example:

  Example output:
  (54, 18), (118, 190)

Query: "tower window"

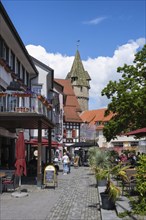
(80, 86), (83, 92)
(71, 77), (76, 83)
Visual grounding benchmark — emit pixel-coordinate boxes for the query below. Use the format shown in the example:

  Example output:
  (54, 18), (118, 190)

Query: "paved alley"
(0, 166), (101, 220)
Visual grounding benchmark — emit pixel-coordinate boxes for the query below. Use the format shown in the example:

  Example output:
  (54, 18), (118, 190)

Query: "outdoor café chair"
(121, 173), (137, 196)
(2, 173), (16, 192)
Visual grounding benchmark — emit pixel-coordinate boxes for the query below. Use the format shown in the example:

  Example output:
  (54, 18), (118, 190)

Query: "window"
(22, 66), (25, 81)
(63, 129), (66, 138)
(10, 51), (15, 71)
(131, 142), (138, 147)
(66, 129), (72, 138)
(32, 85), (42, 95)
(8, 95), (18, 111)
(25, 71), (29, 86)
(16, 59), (20, 77)
(2, 41), (9, 63)
(72, 129), (76, 138)
(71, 77), (76, 83)
(0, 95), (6, 112)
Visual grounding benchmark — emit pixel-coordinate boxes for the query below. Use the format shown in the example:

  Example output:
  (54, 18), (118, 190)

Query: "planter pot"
(100, 192), (115, 210)
(97, 178), (107, 186)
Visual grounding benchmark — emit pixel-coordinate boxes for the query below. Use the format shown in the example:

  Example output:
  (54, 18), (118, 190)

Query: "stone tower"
(66, 50), (91, 112)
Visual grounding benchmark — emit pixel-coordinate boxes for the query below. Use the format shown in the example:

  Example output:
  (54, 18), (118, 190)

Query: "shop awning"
(69, 141), (98, 148)
(25, 138), (61, 148)
(126, 128), (146, 137)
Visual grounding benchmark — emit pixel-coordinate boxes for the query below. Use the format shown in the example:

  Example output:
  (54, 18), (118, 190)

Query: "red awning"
(25, 138), (61, 147)
(126, 128), (146, 136)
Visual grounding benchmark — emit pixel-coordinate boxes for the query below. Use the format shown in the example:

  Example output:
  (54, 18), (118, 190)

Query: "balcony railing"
(0, 92), (52, 120)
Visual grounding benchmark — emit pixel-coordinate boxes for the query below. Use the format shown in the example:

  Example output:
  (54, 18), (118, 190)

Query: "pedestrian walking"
(62, 152), (69, 175)
(66, 151), (72, 173)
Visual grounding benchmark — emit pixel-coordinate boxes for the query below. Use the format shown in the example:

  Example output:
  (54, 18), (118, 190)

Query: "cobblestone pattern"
(46, 167), (101, 220)
(1, 166), (101, 220)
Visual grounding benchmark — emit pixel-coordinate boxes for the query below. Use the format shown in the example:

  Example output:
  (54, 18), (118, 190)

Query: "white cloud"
(26, 38), (145, 110)
(83, 16), (107, 25)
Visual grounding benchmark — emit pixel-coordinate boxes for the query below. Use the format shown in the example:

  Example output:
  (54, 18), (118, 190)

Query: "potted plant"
(88, 148), (110, 186)
(95, 167), (108, 186)
(100, 166), (121, 210)
(100, 162), (131, 210)
(88, 148), (130, 210)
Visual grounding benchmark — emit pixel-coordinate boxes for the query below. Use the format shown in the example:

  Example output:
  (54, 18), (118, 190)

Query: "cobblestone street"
(0, 166), (101, 220)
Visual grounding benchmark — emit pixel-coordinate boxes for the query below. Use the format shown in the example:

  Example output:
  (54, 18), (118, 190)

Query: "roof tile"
(54, 79), (82, 123)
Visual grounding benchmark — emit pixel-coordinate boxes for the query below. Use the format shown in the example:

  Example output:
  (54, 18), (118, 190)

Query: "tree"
(101, 44), (146, 142)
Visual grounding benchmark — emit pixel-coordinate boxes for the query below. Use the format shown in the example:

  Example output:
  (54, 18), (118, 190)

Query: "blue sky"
(1, 0), (146, 110)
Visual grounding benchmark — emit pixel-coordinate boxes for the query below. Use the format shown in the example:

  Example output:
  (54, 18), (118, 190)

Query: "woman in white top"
(62, 152), (69, 174)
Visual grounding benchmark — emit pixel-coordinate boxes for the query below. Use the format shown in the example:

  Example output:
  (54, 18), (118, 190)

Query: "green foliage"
(88, 147), (110, 170)
(95, 167), (108, 180)
(118, 211), (132, 218)
(101, 44), (146, 141)
(111, 163), (130, 181)
(105, 179), (121, 201)
(88, 148), (122, 201)
(131, 154), (146, 215)
(136, 154), (146, 197)
(107, 150), (119, 163)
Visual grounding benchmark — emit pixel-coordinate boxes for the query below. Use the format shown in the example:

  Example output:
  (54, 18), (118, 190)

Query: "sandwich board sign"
(43, 165), (56, 188)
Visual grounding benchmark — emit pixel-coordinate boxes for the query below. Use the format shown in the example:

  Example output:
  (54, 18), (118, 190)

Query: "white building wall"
(0, 67), (12, 89)
(30, 64), (51, 138)
(97, 130), (140, 149)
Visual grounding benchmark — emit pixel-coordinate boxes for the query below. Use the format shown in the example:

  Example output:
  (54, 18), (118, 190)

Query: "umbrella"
(15, 131), (27, 192)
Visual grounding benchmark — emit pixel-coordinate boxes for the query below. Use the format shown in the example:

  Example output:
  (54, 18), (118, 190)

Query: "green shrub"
(131, 154), (146, 215)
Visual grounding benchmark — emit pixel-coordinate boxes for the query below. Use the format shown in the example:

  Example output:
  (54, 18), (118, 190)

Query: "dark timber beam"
(48, 128), (52, 164)
(37, 120), (42, 187)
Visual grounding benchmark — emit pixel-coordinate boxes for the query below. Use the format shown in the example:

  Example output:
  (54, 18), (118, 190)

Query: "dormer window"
(96, 121), (102, 126)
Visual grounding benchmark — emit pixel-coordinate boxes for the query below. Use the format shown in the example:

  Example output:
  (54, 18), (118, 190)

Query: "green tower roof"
(66, 50), (91, 87)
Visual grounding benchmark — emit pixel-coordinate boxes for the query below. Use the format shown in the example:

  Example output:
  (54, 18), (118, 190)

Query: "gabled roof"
(0, 2), (38, 76)
(54, 79), (82, 123)
(80, 109), (99, 124)
(66, 50), (91, 87)
(80, 108), (114, 126)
